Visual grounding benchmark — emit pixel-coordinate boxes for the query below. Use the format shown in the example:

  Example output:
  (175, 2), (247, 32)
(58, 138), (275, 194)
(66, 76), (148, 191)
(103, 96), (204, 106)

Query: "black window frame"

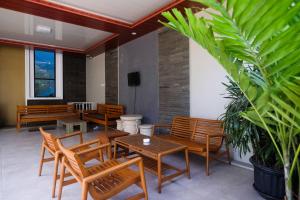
(34, 48), (56, 98)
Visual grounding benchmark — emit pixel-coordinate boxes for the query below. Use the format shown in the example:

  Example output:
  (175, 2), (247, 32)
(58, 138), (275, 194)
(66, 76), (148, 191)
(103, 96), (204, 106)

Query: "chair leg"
(81, 182), (88, 200)
(57, 159), (66, 200)
(206, 136), (210, 176)
(16, 122), (21, 132)
(138, 161), (148, 200)
(38, 144), (46, 176)
(52, 153), (60, 198)
(205, 155), (209, 176)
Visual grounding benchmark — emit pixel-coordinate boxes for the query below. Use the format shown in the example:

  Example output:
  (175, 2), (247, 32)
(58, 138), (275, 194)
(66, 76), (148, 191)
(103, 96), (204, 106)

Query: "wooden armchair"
(191, 118), (231, 176)
(39, 128), (101, 198)
(83, 104), (124, 127)
(57, 139), (148, 200)
(154, 116), (231, 175)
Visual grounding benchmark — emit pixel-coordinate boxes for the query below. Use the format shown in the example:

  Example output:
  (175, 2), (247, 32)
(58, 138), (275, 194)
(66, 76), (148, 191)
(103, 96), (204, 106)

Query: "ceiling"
(47, 0), (174, 24)
(0, 0), (202, 55)
(0, 8), (112, 51)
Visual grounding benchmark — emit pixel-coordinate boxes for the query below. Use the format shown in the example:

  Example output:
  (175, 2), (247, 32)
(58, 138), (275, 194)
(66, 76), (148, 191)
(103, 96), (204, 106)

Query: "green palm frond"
(160, 0), (300, 198)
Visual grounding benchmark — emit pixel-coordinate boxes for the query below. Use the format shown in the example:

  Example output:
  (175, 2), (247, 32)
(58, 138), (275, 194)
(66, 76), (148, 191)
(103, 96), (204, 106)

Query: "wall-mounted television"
(128, 72), (140, 86)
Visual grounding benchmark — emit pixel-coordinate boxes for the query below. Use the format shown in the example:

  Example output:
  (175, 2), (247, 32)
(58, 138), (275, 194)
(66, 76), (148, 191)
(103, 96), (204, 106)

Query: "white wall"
(86, 53), (105, 103)
(189, 39), (252, 166)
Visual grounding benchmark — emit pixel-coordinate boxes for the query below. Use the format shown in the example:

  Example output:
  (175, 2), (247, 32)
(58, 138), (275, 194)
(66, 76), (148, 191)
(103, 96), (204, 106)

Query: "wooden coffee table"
(114, 134), (190, 193)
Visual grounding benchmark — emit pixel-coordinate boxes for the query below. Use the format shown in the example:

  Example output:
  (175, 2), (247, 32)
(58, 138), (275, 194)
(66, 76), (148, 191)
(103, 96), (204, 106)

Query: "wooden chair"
(83, 104), (124, 127)
(39, 128), (101, 198)
(191, 118), (231, 176)
(57, 139), (148, 200)
(17, 105), (77, 131)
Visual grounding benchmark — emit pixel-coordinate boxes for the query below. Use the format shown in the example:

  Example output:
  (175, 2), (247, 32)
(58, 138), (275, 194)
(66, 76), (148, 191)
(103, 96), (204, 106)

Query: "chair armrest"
(83, 157), (142, 183)
(106, 114), (121, 119)
(76, 143), (110, 156)
(69, 139), (100, 150)
(207, 134), (226, 138)
(58, 131), (83, 143)
(83, 110), (97, 114)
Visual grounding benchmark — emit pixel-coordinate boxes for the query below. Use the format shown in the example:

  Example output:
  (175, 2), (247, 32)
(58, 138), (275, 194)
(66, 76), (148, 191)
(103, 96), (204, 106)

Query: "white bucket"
(139, 124), (154, 136)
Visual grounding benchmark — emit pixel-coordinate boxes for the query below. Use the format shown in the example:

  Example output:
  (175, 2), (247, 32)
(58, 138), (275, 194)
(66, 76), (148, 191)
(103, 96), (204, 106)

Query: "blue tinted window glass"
(34, 49), (56, 97)
(34, 80), (55, 97)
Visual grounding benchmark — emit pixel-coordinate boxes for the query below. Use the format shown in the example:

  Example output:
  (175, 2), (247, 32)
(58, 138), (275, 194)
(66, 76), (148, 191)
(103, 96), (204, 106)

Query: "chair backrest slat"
(17, 105), (74, 115)
(192, 118), (223, 147)
(97, 104), (124, 116)
(39, 128), (59, 152)
(57, 140), (89, 179)
(170, 116), (197, 139)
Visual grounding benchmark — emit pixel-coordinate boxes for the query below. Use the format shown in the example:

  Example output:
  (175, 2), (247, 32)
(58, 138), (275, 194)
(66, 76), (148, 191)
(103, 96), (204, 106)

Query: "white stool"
(139, 124), (154, 136)
(120, 114), (143, 135)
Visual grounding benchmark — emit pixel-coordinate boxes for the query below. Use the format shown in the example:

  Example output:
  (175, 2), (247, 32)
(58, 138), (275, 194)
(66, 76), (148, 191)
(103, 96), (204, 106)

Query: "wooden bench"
(155, 116), (231, 176)
(16, 105), (77, 131)
(83, 104), (124, 127)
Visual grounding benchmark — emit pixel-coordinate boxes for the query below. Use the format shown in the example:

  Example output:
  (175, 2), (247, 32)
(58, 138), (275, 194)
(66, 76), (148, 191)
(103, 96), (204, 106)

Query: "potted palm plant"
(222, 77), (284, 200)
(160, 0), (300, 199)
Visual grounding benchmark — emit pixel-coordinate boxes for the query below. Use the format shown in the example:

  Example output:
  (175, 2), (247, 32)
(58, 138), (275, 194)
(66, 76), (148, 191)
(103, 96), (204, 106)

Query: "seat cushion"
(157, 135), (219, 152)
(85, 113), (105, 120)
(87, 159), (140, 200)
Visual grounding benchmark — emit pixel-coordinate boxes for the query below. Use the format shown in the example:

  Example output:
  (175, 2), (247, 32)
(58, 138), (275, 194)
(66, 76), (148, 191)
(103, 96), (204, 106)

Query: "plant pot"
(250, 156), (285, 200)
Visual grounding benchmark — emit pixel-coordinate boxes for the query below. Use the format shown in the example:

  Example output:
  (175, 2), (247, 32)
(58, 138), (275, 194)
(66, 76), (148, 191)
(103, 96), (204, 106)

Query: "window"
(34, 49), (56, 97)
(25, 47), (63, 100)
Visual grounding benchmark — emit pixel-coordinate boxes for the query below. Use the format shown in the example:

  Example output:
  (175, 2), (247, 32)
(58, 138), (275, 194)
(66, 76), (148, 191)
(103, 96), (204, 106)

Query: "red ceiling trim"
(131, 0), (184, 28)
(0, 39), (85, 54)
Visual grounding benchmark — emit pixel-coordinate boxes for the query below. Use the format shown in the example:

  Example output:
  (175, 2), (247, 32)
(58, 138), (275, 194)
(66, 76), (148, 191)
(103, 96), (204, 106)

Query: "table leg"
(65, 124), (70, 133)
(185, 148), (191, 179)
(157, 155), (162, 193)
(69, 124), (74, 133)
(113, 143), (118, 159)
(81, 122), (87, 133)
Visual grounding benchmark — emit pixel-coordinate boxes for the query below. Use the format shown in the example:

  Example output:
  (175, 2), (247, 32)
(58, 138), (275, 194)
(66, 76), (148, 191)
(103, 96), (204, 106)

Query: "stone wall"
(105, 48), (119, 104)
(158, 28), (190, 123)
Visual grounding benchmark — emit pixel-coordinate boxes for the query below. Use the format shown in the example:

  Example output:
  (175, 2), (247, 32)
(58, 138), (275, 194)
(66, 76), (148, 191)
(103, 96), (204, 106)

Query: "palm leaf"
(161, 1), (300, 199)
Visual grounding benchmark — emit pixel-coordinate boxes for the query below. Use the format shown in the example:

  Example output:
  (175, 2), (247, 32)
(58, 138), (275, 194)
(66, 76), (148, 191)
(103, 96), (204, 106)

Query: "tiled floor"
(0, 127), (262, 200)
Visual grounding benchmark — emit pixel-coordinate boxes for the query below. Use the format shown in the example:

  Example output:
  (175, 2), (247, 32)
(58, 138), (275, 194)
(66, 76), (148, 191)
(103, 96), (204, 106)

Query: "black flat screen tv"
(128, 72), (140, 86)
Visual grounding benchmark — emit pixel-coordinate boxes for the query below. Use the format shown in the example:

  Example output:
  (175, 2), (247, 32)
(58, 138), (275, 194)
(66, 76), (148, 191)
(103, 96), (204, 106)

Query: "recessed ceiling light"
(131, 32), (137, 35)
(36, 25), (52, 33)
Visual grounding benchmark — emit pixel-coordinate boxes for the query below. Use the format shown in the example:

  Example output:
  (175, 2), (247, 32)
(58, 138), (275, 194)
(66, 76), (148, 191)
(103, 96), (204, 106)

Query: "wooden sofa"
(16, 105), (77, 131)
(83, 104), (124, 127)
(154, 116), (231, 176)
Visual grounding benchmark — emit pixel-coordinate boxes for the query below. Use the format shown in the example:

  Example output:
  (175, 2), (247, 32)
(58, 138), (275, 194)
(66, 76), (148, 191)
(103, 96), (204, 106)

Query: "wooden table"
(95, 127), (129, 143)
(58, 118), (87, 133)
(95, 128), (129, 158)
(114, 134), (190, 193)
